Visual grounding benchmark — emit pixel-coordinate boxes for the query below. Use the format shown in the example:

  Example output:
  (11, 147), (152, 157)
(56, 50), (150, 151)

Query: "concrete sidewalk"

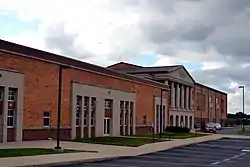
(0, 134), (245, 167)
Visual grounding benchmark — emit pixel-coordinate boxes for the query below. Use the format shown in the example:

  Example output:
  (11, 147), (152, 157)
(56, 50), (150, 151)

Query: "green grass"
(0, 148), (85, 158)
(72, 136), (163, 147)
(134, 132), (208, 139)
(236, 130), (250, 135)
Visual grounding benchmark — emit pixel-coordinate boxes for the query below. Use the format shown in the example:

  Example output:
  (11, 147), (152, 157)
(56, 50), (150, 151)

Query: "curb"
(14, 156), (122, 167)
(7, 135), (230, 167)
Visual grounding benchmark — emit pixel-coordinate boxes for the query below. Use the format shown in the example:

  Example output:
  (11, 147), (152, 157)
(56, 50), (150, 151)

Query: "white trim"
(43, 111), (51, 127)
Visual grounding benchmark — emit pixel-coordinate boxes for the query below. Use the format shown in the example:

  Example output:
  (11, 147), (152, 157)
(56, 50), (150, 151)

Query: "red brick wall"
(194, 84), (227, 124)
(0, 52), (168, 129)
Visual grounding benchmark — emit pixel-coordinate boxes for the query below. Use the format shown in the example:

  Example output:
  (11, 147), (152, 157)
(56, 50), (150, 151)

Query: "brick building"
(194, 83), (227, 128)
(109, 62), (228, 128)
(0, 39), (169, 143)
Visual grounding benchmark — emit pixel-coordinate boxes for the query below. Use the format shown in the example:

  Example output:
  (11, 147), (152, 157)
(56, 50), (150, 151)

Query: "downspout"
(160, 89), (163, 138)
(200, 84), (203, 128)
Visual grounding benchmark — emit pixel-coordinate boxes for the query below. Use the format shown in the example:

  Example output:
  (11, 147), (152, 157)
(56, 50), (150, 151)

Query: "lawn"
(72, 136), (162, 147)
(236, 130), (250, 135)
(135, 132), (208, 139)
(0, 148), (83, 158)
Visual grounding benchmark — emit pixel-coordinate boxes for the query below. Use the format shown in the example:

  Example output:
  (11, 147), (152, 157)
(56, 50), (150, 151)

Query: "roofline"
(107, 62), (143, 68)
(195, 82), (227, 95)
(0, 39), (169, 91)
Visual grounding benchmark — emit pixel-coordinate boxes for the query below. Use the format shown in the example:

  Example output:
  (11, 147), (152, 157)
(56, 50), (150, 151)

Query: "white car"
(214, 123), (222, 130)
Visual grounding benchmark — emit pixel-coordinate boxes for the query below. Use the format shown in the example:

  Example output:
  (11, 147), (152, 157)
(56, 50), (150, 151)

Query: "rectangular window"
(105, 99), (113, 109)
(90, 97), (96, 126)
(76, 95), (82, 126)
(8, 88), (16, 101)
(7, 109), (15, 127)
(196, 93), (201, 110)
(209, 95), (212, 103)
(163, 105), (165, 127)
(125, 101), (129, 126)
(216, 97), (218, 104)
(43, 111), (50, 127)
(143, 115), (147, 125)
(221, 99), (224, 113)
(129, 102), (133, 126)
(202, 94), (206, 110)
(120, 101), (123, 126)
(83, 96), (89, 126)
(156, 105), (159, 124)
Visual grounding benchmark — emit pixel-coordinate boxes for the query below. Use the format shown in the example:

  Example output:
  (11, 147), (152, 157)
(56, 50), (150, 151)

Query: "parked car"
(214, 123), (222, 130)
(201, 123), (217, 133)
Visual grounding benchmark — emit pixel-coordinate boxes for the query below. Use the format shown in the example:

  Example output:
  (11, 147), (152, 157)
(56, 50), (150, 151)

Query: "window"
(105, 99), (113, 109)
(0, 90), (3, 101)
(130, 102), (134, 126)
(156, 105), (159, 123)
(202, 94), (206, 110)
(90, 97), (96, 126)
(221, 99), (225, 113)
(43, 111), (50, 127)
(216, 97), (218, 104)
(196, 93), (201, 110)
(83, 96), (89, 126)
(120, 101), (124, 126)
(76, 95), (82, 126)
(8, 89), (15, 101)
(163, 105), (165, 126)
(209, 95), (212, 103)
(125, 101), (129, 126)
(7, 109), (15, 127)
(143, 115), (147, 125)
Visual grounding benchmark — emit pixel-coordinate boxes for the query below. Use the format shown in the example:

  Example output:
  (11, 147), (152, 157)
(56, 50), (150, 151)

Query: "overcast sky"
(0, 0), (249, 114)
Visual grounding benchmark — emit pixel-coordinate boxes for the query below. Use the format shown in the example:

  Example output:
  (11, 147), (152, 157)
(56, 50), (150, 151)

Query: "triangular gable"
(168, 66), (195, 84)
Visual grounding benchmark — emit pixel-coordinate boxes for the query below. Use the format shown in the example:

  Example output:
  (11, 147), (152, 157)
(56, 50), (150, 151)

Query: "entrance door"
(104, 117), (111, 136)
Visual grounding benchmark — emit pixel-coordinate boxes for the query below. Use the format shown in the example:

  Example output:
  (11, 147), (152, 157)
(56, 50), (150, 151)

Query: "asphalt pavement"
(58, 138), (250, 167)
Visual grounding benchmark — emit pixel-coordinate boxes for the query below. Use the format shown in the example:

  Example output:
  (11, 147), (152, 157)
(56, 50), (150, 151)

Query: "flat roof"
(195, 82), (227, 95)
(0, 39), (169, 90)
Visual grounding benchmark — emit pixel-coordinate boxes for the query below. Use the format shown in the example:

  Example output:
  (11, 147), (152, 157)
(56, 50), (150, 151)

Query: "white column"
(171, 82), (175, 108)
(176, 84), (180, 108)
(164, 80), (168, 85)
(3, 87), (8, 143)
(186, 87), (189, 110)
(190, 88), (193, 110)
(16, 87), (24, 142)
(181, 85), (185, 109)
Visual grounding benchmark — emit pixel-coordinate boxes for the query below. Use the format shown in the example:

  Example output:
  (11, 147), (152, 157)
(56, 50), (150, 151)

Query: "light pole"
(239, 85), (245, 132)
(55, 64), (70, 150)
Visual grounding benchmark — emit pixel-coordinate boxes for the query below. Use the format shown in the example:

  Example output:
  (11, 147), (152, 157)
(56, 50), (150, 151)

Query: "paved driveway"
(60, 138), (250, 167)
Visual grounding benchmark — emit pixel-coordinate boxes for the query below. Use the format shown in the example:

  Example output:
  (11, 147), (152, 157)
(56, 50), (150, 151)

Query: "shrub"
(165, 126), (190, 133)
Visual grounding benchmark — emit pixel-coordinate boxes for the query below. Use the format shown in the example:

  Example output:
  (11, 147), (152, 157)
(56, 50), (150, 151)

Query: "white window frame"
(7, 109), (15, 128)
(76, 95), (82, 127)
(120, 101), (124, 126)
(105, 99), (113, 109)
(43, 111), (51, 128)
(209, 95), (212, 103)
(90, 97), (96, 127)
(8, 89), (15, 102)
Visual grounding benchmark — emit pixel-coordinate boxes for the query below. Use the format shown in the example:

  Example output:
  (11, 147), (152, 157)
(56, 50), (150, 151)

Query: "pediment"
(168, 67), (195, 84)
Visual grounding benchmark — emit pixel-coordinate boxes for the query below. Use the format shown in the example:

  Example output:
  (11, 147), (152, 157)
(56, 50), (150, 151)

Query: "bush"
(165, 126), (190, 133)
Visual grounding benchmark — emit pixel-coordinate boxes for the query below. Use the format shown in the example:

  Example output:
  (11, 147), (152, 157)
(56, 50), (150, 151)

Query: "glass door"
(104, 117), (111, 136)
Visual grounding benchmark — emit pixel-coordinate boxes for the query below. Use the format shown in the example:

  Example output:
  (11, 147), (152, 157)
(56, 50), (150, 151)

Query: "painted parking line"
(110, 158), (213, 167)
(165, 147), (240, 156)
(84, 163), (138, 167)
(155, 150), (235, 159)
(196, 143), (248, 150)
(210, 152), (247, 166)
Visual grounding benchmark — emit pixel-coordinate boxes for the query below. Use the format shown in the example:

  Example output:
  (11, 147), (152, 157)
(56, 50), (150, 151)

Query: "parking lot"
(60, 138), (250, 167)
